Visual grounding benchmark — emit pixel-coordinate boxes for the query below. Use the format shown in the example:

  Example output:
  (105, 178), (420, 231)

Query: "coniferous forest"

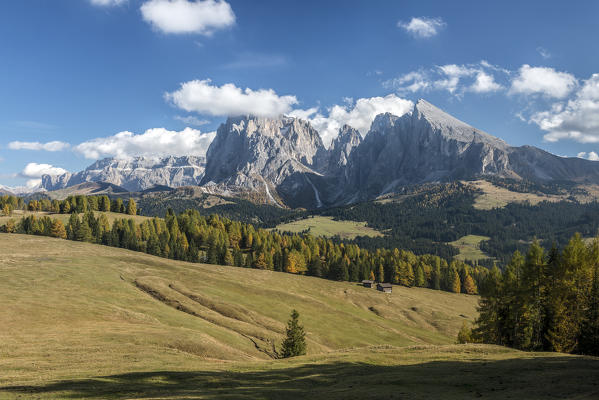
(3, 193), (599, 355)
(470, 235), (599, 356)
(0, 194), (483, 295)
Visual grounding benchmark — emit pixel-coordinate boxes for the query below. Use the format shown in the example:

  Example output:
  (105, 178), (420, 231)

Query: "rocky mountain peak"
(411, 99), (508, 148)
(36, 99), (599, 209)
(328, 125), (362, 171)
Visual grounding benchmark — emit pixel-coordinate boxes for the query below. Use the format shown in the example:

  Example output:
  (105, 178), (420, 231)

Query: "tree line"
(1, 200), (485, 295)
(1, 194), (138, 215)
(464, 234), (599, 355)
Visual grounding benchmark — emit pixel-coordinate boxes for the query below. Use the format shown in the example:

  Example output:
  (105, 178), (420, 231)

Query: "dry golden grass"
(0, 234), (597, 399)
(274, 216), (383, 239)
(448, 235), (492, 262)
(466, 180), (565, 210)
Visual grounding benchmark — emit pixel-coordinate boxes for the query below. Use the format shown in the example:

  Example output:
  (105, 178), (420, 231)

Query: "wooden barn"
(362, 280), (374, 288)
(377, 283), (392, 293)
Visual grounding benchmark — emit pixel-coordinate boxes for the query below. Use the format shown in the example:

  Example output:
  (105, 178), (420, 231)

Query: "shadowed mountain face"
(41, 99), (599, 208)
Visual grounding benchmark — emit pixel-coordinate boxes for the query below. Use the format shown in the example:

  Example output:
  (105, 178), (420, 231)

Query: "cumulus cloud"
(577, 151), (599, 161)
(21, 163), (67, 178)
(165, 79), (298, 117)
(74, 127), (216, 159)
(531, 73), (599, 143)
(470, 71), (503, 93)
(385, 61), (504, 96)
(20, 163), (68, 188)
(8, 141), (70, 152)
(397, 17), (445, 38)
(90, 0), (127, 5)
(510, 65), (577, 99)
(140, 0), (235, 35)
(290, 95), (413, 147)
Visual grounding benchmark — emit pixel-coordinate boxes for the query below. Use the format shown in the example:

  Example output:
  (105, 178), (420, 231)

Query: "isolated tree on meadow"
(280, 309), (307, 358)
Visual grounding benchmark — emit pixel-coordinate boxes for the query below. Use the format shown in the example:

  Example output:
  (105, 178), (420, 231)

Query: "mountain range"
(39, 99), (599, 209)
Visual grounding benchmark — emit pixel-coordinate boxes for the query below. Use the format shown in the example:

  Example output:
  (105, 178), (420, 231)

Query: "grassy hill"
(274, 216), (384, 239)
(1, 234), (598, 399)
(448, 235), (492, 262)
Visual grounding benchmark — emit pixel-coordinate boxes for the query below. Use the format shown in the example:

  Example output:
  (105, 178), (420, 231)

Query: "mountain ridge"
(40, 99), (599, 208)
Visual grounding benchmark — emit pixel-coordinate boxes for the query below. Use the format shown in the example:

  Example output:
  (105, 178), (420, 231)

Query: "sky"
(1, 0), (599, 189)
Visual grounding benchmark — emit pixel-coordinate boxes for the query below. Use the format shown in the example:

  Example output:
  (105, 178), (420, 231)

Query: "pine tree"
(50, 220), (67, 239)
(280, 309), (307, 358)
(377, 264), (385, 283)
(126, 199), (137, 215)
(224, 247), (234, 266)
(414, 264), (426, 287)
(462, 271), (477, 295)
(579, 255), (599, 355)
(457, 322), (473, 344)
(101, 196), (111, 212)
(75, 219), (92, 242)
(432, 264), (441, 290)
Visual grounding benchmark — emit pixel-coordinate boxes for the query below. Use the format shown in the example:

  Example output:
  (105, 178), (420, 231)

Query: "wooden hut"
(377, 283), (392, 293)
(362, 280), (374, 288)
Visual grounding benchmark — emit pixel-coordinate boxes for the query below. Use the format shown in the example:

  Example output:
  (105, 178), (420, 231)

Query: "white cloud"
(140, 0), (235, 35)
(537, 47), (551, 59)
(287, 107), (319, 121)
(74, 127), (216, 159)
(470, 72), (502, 93)
(291, 95), (413, 147)
(397, 17), (446, 38)
(8, 141), (70, 152)
(16, 163), (68, 189)
(531, 73), (599, 143)
(577, 151), (599, 161)
(165, 79), (298, 117)
(174, 115), (210, 126)
(20, 162), (68, 186)
(90, 0), (127, 6)
(510, 65), (577, 99)
(386, 61), (504, 96)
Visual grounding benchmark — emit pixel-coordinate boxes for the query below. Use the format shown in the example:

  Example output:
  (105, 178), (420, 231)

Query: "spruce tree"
(126, 199), (137, 215)
(50, 220), (67, 239)
(280, 309), (307, 358)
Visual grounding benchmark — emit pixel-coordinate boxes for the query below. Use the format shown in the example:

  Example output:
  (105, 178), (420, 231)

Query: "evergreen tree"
(462, 271), (477, 294)
(50, 220), (67, 239)
(579, 249), (599, 355)
(75, 218), (92, 242)
(457, 322), (473, 344)
(280, 309), (307, 358)
(126, 198), (137, 215)
(414, 264), (426, 287)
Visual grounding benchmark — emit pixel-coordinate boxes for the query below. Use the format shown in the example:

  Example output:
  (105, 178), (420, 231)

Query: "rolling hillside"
(1, 234), (598, 399)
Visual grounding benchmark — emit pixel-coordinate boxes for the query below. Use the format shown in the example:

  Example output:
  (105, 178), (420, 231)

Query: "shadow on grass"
(2, 356), (599, 399)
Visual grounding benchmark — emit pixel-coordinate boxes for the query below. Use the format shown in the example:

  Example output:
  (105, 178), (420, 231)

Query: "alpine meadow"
(2, 1), (599, 399)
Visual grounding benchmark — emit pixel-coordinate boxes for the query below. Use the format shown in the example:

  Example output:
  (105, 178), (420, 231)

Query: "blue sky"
(1, 0), (599, 188)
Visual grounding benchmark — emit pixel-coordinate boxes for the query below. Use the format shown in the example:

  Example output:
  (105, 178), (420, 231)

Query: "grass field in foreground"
(448, 235), (492, 262)
(274, 216), (383, 239)
(0, 234), (597, 399)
